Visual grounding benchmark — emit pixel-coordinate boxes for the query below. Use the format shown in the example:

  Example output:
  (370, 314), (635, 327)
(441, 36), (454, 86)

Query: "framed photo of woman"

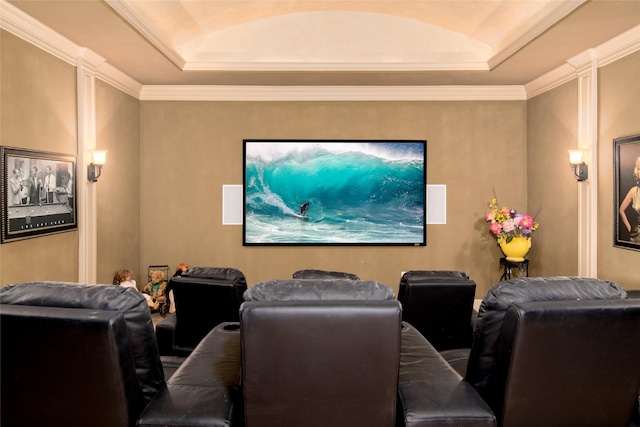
(614, 134), (640, 251)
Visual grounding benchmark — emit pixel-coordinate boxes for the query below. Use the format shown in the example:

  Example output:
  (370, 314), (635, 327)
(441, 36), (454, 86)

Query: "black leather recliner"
(1, 282), (243, 427)
(1, 282), (165, 427)
(397, 276), (640, 427)
(240, 279), (399, 427)
(456, 276), (640, 427)
(398, 270), (477, 351)
(156, 267), (247, 356)
(3, 304), (145, 427)
(137, 322), (243, 427)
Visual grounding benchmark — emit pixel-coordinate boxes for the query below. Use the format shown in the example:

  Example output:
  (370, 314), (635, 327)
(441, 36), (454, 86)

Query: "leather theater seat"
(1, 282), (166, 427)
(240, 278), (400, 427)
(156, 266), (247, 356)
(455, 276), (640, 427)
(398, 270), (476, 351)
(137, 322), (243, 427)
(1, 281), (245, 427)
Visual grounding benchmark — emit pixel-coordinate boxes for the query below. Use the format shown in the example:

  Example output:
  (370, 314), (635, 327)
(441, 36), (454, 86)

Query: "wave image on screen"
(243, 140), (426, 245)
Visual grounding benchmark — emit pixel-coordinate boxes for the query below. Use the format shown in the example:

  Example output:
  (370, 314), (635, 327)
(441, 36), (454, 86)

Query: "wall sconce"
(87, 150), (107, 182)
(568, 150), (588, 181)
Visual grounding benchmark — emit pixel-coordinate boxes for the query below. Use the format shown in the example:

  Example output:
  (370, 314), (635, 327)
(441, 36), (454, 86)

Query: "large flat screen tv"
(243, 140), (427, 246)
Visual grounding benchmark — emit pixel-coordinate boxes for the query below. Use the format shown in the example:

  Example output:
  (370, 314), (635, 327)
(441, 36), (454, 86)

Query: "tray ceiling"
(5, 0), (640, 86)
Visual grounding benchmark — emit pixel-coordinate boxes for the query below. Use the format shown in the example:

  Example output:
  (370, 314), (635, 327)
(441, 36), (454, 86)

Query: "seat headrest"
(292, 269), (360, 280)
(0, 281), (165, 404)
(401, 270), (470, 283)
(480, 276), (626, 309)
(244, 279), (394, 302)
(181, 267), (246, 284)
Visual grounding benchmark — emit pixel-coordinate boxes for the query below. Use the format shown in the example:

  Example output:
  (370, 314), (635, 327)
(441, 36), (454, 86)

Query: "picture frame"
(1, 146), (77, 243)
(613, 134), (640, 251)
(243, 139), (427, 246)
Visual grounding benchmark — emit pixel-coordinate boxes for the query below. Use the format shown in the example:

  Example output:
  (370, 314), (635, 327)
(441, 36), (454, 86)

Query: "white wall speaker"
(426, 184), (446, 224)
(222, 185), (243, 225)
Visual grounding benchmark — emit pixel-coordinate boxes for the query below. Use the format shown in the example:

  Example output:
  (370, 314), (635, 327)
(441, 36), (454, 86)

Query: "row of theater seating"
(1, 271), (639, 427)
(156, 268), (478, 358)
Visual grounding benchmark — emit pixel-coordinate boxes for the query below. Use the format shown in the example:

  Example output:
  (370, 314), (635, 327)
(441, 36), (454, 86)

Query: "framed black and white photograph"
(1, 147), (77, 243)
(243, 139), (427, 246)
(614, 134), (640, 251)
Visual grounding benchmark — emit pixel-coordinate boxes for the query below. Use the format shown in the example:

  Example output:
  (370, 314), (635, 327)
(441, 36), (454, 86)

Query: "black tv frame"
(243, 139), (427, 246)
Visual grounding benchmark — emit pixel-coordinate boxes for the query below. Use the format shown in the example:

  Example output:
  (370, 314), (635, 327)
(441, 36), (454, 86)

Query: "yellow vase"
(499, 236), (531, 262)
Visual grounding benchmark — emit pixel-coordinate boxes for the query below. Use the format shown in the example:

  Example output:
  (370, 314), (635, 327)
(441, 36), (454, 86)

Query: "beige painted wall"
(0, 31), (142, 287)
(526, 80), (580, 276)
(95, 81), (141, 286)
(0, 31), (79, 285)
(3, 27), (636, 293)
(597, 51), (640, 289)
(139, 100), (527, 296)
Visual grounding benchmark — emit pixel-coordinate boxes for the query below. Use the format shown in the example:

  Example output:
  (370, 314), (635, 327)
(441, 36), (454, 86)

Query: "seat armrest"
(138, 322), (243, 427)
(397, 323), (495, 427)
(627, 290), (640, 299)
(155, 313), (177, 356)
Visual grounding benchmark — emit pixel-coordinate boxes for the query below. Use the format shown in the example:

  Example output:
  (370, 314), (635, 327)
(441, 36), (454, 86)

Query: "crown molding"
(524, 63), (578, 99)
(525, 24), (640, 99)
(183, 61), (490, 72)
(595, 24), (640, 68)
(103, 0), (186, 70)
(567, 48), (598, 75)
(1, 0), (142, 98)
(488, 0), (586, 70)
(96, 63), (143, 99)
(139, 85), (527, 101)
(77, 47), (107, 73)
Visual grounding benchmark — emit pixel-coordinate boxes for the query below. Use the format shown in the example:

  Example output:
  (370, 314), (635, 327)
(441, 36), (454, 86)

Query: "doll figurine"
(113, 269), (137, 290)
(144, 270), (167, 313)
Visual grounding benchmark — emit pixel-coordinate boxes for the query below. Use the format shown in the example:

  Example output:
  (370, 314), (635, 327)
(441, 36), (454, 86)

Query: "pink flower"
(502, 218), (517, 233)
(520, 215), (533, 229)
(489, 223), (502, 234)
(484, 198), (539, 241)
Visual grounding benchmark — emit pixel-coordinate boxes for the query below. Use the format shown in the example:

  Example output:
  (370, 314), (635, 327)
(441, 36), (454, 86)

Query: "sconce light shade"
(568, 150), (587, 181)
(568, 150), (583, 165)
(92, 150), (108, 166)
(88, 150), (107, 182)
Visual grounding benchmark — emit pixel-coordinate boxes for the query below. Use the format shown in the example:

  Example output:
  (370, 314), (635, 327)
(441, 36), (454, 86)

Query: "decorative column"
(568, 49), (598, 277)
(76, 48), (105, 283)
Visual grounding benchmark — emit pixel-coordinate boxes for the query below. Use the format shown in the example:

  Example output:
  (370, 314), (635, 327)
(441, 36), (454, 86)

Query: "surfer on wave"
(300, 202), (310, 216)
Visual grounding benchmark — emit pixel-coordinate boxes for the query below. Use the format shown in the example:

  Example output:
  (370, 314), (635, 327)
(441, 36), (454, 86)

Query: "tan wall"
(0, 31), (79, 285)
(95, 81), (141, 285)
(526, 80), (580, 276)
(0, 31), (142, 287)
(5, 26), (636, 293)
(140, 100), (527, 296)
(597, 51), (640, 289)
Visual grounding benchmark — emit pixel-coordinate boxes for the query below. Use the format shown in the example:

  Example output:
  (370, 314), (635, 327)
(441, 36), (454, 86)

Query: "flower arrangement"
(484, 198), (539, 243)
